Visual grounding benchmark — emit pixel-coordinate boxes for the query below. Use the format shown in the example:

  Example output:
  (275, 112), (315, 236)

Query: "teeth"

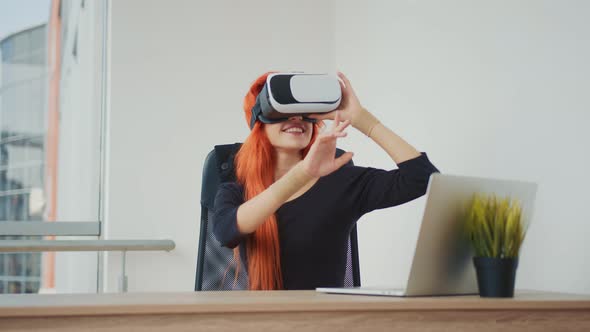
(284, 128), (303, 133)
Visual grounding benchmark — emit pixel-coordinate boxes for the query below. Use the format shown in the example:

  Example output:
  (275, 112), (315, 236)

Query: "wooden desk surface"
(0, 290), (589, 317)
(0, 290), (589, 332)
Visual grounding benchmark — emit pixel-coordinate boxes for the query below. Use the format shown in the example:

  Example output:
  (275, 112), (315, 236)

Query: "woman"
(213, 72), (440, 290)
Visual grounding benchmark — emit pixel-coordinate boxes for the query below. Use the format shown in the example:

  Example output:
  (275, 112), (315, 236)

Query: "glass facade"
(0, 0), (106, 294)
(0, 24), (47, 294)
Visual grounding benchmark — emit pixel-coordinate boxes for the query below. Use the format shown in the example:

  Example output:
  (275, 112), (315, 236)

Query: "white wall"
(335, 0), (590, 294)
(107, 0), (590, 294)
(105, 0), (335, 292)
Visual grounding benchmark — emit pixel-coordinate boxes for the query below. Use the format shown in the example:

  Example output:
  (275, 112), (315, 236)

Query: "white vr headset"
(249, 73), (342, 129)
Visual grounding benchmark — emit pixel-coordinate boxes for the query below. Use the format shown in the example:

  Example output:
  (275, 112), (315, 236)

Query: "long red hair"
(233, 72), (321, 290)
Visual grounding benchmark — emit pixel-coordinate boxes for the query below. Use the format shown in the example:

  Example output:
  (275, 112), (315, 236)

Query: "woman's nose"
(289, 115), (303, 121)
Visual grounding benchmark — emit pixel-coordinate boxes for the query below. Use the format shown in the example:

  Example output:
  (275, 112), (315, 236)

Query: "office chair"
(195, 143), (361, 290)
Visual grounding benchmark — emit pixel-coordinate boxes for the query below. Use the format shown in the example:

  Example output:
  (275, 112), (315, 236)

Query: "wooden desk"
(0, 290), (589, 331)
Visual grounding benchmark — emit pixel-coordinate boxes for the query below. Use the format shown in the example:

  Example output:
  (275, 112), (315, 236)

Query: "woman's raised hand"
(301, 111), (354, 178)
(308, 72), (364, 126)
(309, 71), (380, 137)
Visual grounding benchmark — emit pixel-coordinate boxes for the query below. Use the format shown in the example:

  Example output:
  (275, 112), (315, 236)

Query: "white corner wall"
(334, 0), (590, 294)
(107, 0), (590, 294)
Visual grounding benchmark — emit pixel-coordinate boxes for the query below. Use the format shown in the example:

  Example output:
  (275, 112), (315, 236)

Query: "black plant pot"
(473, 257), (519, 298)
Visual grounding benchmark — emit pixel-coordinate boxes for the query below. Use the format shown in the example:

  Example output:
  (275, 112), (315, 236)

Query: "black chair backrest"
(195, 143), (361, 290)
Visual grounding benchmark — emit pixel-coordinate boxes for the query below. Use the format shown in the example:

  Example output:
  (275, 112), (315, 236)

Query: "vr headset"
(249, 73), (342, 129)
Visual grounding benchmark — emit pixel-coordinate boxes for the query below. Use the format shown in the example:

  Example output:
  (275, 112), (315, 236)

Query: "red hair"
(233, 72), (321, 290)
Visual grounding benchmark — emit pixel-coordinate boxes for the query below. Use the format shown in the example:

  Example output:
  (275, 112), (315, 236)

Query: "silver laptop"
(316, 173), (537, 297)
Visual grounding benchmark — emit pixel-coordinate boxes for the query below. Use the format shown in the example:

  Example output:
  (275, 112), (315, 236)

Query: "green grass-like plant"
(463, 193), (527, 258)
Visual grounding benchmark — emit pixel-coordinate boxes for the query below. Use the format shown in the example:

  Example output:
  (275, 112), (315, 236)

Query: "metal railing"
(0, 240), (175, 252)
(0, 222), (175, 292)
(0, 222), (100, 236)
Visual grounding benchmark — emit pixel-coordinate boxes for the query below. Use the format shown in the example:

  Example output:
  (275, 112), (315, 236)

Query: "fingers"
(318, 131), (347, 142)
(335, 119), (351, 132)
(331, 111), (341, 131)
(328, 111), (351, 132)
(316, 110), (350, 139)
(337, 82), (351, 110)
(337, 72), (351, 88)
(337, 76), (346, 89)
(337, 71), (359, 101)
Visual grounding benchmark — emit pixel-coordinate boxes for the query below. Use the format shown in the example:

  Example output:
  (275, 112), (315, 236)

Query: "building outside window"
(0, 0), (106, 294)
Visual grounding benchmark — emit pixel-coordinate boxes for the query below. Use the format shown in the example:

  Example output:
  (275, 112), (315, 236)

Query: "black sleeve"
(212, 182), (246, 249)
(354, 152), (440, 216)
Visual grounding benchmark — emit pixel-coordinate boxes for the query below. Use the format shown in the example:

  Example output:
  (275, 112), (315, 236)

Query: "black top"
(212, 152), (440, 290)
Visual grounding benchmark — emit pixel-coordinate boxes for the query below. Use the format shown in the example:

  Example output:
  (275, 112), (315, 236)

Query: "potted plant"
(463, 193), (527, 297)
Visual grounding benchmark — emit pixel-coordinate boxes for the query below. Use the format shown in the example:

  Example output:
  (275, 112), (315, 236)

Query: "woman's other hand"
(301, 111), (354, 178)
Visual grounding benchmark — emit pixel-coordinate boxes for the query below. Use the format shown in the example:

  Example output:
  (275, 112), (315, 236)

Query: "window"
(0, 0), (107, 294)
